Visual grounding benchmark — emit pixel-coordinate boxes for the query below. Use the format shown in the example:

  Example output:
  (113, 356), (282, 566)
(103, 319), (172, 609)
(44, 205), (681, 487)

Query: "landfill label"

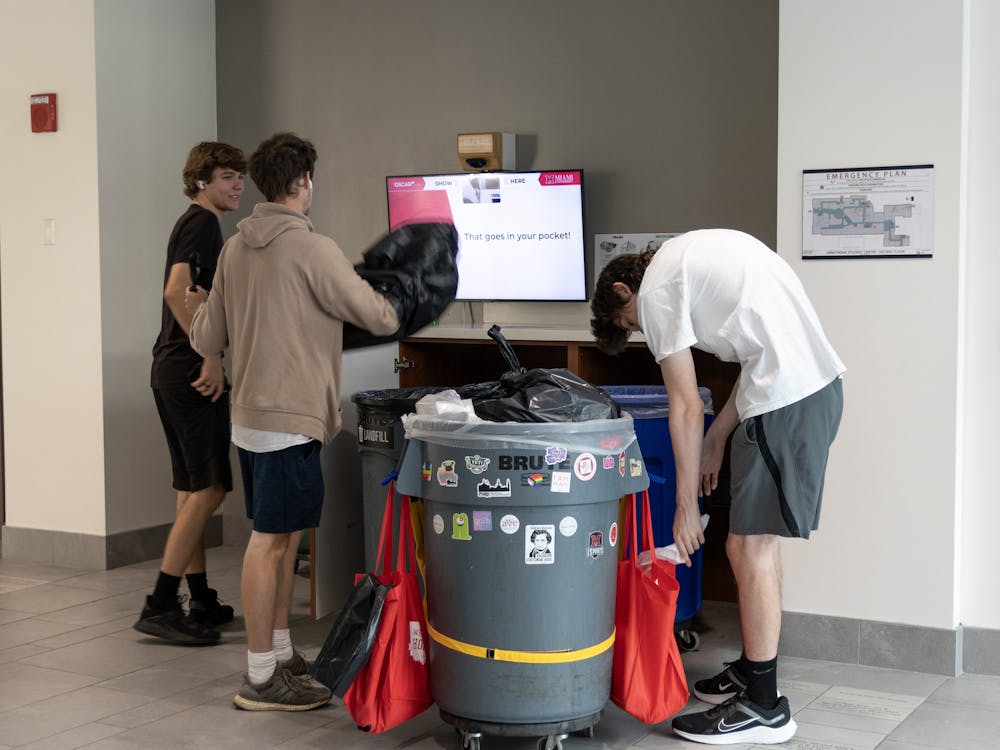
(525, 524), (555, 565)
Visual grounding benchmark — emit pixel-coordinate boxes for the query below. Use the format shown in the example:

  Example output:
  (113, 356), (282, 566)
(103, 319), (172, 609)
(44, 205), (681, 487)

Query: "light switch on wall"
(42, 218), (55, 245)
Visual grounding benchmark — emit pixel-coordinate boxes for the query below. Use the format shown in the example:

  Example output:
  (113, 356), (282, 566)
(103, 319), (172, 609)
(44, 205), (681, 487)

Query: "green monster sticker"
(452, 513), (472, 541)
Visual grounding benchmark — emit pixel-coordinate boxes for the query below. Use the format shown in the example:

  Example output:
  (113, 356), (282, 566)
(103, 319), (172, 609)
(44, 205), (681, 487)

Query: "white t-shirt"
(232, 424), (312, 453)
(637, 229), (845, 420)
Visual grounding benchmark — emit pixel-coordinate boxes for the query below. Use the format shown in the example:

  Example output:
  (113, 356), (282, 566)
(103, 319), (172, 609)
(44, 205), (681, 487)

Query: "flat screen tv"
(386, 170), (587, 301)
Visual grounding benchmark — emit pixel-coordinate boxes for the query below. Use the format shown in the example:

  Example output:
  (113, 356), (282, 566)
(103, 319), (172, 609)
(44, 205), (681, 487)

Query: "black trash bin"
(352, 387), (449, 570)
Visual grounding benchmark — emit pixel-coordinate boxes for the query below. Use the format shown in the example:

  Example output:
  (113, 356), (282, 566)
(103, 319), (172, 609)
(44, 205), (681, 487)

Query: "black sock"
(186, 572), (209, 602)
(151, 572), (182, 609)
(743, 656), (779, 709)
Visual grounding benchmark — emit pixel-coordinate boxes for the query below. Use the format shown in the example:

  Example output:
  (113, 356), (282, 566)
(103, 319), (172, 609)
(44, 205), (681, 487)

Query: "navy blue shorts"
(153, 385), (233, 494)
(238, 441), (325, 534)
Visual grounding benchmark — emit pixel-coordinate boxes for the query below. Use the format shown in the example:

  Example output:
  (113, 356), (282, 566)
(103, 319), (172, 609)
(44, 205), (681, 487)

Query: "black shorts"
(238, 441), (325, 534)
(152, 385), (233, 493)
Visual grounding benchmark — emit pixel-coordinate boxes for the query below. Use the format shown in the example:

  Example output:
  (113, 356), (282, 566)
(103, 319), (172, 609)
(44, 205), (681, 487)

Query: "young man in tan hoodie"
(189, 132), (399, 711)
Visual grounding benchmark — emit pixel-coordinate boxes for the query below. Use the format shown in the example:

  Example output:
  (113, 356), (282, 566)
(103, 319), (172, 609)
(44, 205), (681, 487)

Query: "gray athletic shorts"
(729, 378), (843, 538)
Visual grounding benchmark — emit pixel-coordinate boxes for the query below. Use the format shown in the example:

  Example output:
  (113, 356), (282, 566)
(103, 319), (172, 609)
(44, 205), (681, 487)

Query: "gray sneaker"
(233, 667), (331, 711)
(278, 649), (311, 679)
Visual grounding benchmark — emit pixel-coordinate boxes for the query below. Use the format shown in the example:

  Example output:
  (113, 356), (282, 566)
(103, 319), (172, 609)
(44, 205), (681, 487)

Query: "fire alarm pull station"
(30, 93), (57, 133)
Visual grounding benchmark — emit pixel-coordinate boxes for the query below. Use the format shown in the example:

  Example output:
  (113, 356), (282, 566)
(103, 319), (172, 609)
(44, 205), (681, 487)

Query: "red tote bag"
(611, 490), (689, 723)
(344, 484), (432, 732)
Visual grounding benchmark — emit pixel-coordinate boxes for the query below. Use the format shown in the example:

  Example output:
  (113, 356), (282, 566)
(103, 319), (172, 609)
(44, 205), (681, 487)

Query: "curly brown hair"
(590, 251), (654, 355)
(181, 142), (246, 198)
(248, 132), (317, 202)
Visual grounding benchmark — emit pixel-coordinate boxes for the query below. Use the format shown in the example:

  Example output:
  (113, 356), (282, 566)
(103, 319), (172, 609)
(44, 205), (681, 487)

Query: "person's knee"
(726, 533), (779, 577)
(246, 531), (292, 561)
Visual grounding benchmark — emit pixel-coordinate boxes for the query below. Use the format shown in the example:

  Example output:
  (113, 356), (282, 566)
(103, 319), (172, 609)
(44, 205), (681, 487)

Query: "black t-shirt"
(150, 204), (223, 387)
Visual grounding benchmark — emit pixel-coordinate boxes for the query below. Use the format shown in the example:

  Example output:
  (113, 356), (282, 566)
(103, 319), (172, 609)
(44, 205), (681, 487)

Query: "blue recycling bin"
(603, 385), (714, 626)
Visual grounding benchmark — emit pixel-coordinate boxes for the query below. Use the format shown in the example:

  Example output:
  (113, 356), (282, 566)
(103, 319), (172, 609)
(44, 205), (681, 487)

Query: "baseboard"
(779, 609), (967, 677)
(1, 516), (223, 570)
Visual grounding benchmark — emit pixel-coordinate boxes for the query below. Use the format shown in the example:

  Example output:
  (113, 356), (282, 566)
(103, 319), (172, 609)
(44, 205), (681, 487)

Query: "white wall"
(94, 0), (218, 534)
(960, 0), (1000, 629)
(778, 0), (966, 628)
(0, 0), (107, 535)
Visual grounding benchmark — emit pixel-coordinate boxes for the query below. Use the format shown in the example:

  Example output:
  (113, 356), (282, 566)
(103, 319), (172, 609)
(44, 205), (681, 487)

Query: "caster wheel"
(463, 735), (481, 750)
(676, 629), (700, 652)
(538, 734), (567, 750)
(575, 725), (596, 738)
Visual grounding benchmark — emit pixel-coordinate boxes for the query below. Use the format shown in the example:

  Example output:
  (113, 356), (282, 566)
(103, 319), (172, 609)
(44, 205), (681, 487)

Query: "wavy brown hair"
(590, 251), (654, 355)
(182, 142), (246, 198)
(248, 132), (317, 202)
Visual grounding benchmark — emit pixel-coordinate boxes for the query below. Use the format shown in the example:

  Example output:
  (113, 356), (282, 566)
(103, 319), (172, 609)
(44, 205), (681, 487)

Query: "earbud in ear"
(197, 180), (206, 190)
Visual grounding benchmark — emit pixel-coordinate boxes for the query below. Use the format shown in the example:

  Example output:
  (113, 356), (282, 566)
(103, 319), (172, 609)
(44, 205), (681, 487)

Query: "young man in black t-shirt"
(135, 142), (246, 645)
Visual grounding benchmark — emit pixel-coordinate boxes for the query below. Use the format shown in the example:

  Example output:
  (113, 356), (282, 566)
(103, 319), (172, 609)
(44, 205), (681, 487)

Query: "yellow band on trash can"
(426, 622), (615, 664)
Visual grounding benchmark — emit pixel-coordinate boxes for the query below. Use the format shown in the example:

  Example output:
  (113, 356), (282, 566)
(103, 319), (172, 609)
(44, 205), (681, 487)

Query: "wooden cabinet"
(398, 328), (739, 604)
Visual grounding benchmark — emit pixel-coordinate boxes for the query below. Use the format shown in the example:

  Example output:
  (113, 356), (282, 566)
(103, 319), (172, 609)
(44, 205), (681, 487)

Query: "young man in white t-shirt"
(592, 229), (845, 745)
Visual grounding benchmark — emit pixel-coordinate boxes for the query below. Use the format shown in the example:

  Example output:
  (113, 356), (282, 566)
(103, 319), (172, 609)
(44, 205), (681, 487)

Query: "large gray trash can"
(352, 387), (449, 569)
(396, 414), (649, 736)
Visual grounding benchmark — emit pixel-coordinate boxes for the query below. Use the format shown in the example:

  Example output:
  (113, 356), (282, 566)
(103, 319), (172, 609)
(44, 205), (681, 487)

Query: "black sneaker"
(233, 667), (332, 711)
(672, 694), (797, 745)
(188, 588), (235, 627)
(693, 661), (748, 705)
(134, 596), (220, 645)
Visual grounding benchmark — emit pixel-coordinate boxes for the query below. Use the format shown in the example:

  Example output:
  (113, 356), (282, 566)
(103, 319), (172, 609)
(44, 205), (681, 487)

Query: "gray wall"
(216, 0), (778, 264)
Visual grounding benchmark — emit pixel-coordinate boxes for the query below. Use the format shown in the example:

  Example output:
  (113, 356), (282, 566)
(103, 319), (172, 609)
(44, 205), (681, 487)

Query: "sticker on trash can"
(574, 452), (597, 481)
(521, 472), (550, 487)
(602, 455), (615, 470)
(629, 458), (644, 477)
(476, 478), (511, 498)
(359, 421), (392, 449)
(464, 454), (490, 474)
(525, 525), (555, 564)
(609, 522), (619, 547)
(545, 446), (567, 465)
(473, 510), (493, 531)
(437, 460), (459, 487)
(432, 514), (445, 534)
(422, 462), (432, 481)
(499, 514), (520, 534)
(559, 516), (578, 537)
(588, 531), (604, 559)
(619, 451), (626, 477)
(452, 513), (472, 541)
(551, 471), (571, 493)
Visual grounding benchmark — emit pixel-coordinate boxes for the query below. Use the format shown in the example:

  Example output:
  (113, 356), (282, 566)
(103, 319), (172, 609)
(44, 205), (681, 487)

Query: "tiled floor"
(1, 545), (998, 750)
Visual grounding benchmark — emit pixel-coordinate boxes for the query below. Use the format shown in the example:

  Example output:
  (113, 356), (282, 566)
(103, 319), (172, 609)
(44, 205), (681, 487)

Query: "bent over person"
(137, 141), (245, 645)
(591, 229), (844, 745)
(190, 133), (400, 711)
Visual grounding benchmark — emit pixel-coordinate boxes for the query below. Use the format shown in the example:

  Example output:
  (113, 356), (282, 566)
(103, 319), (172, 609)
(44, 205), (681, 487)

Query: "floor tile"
(96, 699), (190, 729)
(782, 719), (885, 750)
(17, 635), (196, 679)
(0, 584), (107, 615)
(33, 589), (148, 628)
(0, 642), (50, 664)
(0, 607), (33, 625)
(0, 662), (100, 712)
(0, 685), (150, 746)
(925, 672), (1000, 711)
(0, 618), (82, 650)
(807, 685), (922, 723)
(14, 721), (125, 750)
(885, 700), (1000, 749)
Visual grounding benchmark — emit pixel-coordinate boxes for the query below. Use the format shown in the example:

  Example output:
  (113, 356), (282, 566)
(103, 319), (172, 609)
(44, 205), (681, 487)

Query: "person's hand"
(185, 285), (209, 314)
(672, 501), (705, 567)
(191, 354), (224, 402)
(700, 428), (726, 497)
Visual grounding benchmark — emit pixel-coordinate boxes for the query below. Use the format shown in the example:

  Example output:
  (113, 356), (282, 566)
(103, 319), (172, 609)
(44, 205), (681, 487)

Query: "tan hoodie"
(191, 202), (399, 444)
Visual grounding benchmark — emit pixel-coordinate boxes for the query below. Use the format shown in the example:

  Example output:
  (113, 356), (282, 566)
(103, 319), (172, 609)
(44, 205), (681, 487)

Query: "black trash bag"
(310, 572), (392, 697)
(344, 222), (459, 350)
(455, 325), (621, 423)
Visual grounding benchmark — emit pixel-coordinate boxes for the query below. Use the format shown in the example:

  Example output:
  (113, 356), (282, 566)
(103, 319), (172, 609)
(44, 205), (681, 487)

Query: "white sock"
(272, 628), (293, 663)
(248, 649), (277, 685)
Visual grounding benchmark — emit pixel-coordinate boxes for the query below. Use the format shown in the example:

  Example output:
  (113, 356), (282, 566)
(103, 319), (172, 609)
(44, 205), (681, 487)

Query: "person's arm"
(163, 263), (197, 334)
(659, 347), (706, 566)
(700, 380), (740, 497)
(311, 239), (399, 335)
